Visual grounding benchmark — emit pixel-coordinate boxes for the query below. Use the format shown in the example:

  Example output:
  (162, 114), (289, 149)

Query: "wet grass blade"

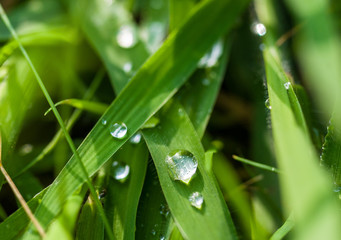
(143, 101), (237, 240)
(270, 213), (294, 240)
(19, 0), (249, 238)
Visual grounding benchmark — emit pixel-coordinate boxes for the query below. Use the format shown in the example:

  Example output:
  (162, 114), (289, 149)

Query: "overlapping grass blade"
(18, 0), (249, 238)
(104, 142), (148, 239)
(143, 101), (237, 239)
(283, 0), (341, 120)
(264, 45), (341, 240)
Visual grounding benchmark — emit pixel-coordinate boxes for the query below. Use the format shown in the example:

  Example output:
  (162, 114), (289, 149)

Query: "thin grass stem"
(0, 5), (114, 239)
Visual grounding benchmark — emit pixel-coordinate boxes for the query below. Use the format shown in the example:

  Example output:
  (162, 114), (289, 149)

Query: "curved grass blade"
(44, 99), (108, 116)
(18, 0), (250, 238)
(270, 213), (294, 240)
(143, 101), (237, 240)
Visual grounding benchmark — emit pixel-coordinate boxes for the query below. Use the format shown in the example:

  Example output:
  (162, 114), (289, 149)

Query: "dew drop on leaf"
(116, 25), (138, 48)
(130, 132), (142, 144)
(284, 82), (291, 90)
(189, 192), (204, 209)
(111, 161), (130, 182)
(110, 122), (128, 139)
(165, 150), (198, 184)
(265, 98), (272, 110)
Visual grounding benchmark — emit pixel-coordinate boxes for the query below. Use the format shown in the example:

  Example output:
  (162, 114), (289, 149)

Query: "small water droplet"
(111, 161), (130, 182)
(271, 167), (276, 172)
(252, 22), (267, 36)
(130, 132), (142, 144)
(265, 98), (272, 110)
(198, 41), (223, 68)
(259, 43), (265, 51)
(165, 150), (198, 184)
(123, 62), (133, 73)
(110, 122), (128, 139)
(151, 229), (156, 236)
(102, 119), (107, 125)
(189, 192), (204, 209)
(116, 25), (138, 48)
(159, 203), (170, 218)
(284, 82), (291, 90)
(19, 144), (33, 156)
(202, 78), (210, 86)
(178, 108), (185, 117)
(98, 189), (107, 199)
(160, 236), (165, 240)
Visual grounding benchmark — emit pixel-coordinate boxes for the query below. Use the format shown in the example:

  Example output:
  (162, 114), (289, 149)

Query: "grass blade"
(143, 101), (237, 240)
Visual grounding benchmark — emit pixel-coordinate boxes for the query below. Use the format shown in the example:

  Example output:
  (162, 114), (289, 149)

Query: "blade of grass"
(283, 0), (341, 121)
(104, 141), (149, 239)
(263, 39), (341, 240)
(44, 99), (108, 116)
(143, 101), (237, 240)
(232, 155), (281, 174)
(270, 213), (294, 240)
(19, 0), (250, 238)
(0, 5), (114, 239)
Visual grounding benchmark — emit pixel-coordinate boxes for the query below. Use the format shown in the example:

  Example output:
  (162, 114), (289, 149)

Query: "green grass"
(0, 0), (341, 239)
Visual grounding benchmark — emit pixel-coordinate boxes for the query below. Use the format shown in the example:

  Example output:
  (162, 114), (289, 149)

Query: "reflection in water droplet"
(165, 150), (198, 184)
(111, 161), (130, 182)
(189, 192), (204, 209)
(116, 25), (138, 48)
(198, 41), (224, 68)
(102, 119), (107, 125)
(284, 82), (291, 90)
(265, 98), (272, 110)
(160, 237), (165, 240)
(110, 122), (128, 139)
(130, 132), (142, 144)
(252, 23), (267, 36)
(123, 62), (133, 73)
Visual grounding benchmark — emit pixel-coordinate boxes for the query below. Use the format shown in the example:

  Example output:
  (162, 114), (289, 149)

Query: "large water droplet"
(284, 82), (291, 90)
(110, 122), (128, 139)
(252, 22), (267, 36)
(189, 192), (204, 209)
(265, 98), (272, 110)
(130, 132), (142, 144)
(111, 161), (130, 183)
(165, 150), (198, 184)
(116, 25), (138, 48)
